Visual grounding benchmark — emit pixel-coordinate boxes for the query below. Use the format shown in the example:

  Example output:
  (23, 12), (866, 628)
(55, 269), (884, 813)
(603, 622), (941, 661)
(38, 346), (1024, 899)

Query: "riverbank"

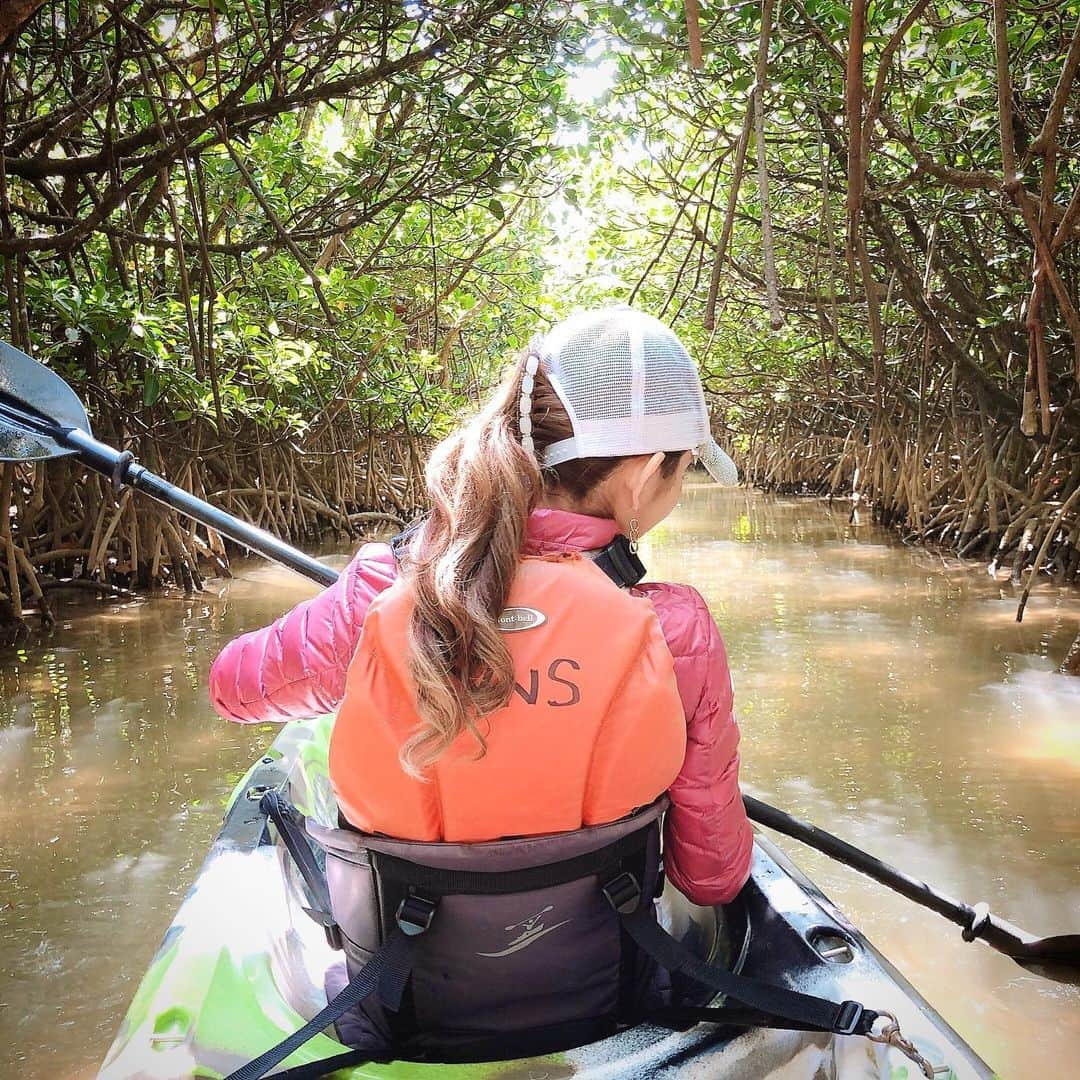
(0, 427), (420, 647)
(7, 471), (1080, 674)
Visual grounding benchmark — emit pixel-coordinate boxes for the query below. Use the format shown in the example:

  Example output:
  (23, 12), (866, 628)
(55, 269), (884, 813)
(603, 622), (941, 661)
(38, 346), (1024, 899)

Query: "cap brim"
(696, 439), (739, 486)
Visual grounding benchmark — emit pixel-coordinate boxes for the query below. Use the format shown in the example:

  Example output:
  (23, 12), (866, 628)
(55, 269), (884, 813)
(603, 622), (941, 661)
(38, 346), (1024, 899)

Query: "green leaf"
(142, 370), (163, 407)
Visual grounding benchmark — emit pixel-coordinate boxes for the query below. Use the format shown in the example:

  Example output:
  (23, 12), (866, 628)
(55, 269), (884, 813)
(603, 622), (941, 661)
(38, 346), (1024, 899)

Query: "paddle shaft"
(61, 427), (338, 588)
(743, 795), (1038, 957)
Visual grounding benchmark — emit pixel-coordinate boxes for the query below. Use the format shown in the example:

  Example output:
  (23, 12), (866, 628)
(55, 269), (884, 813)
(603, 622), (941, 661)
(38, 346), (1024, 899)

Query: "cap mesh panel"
(642, 335), (705, 416)
(537, 306), (736, 483)
(545, 317), (634, 423)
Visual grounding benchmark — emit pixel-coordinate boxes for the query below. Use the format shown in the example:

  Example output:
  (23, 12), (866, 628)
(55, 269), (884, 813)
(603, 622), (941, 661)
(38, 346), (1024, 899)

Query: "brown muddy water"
(1, 486), (1078, 1079)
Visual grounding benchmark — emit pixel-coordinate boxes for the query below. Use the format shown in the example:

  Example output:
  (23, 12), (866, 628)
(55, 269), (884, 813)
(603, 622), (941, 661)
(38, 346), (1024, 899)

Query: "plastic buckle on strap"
(833, 1000), (865, 1035)
(595, 535), (647, 588)
(303, 905), (344, 950)
(602, 871), (642, 915)
(396, 893), (437, 936)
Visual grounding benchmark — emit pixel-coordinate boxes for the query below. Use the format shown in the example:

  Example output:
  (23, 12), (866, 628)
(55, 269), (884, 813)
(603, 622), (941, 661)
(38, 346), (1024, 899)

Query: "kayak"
(99, 716), (993, 1079)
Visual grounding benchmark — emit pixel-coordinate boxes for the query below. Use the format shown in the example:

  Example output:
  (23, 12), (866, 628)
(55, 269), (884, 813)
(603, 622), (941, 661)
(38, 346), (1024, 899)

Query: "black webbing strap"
(243, 1048), (370, 1080)
(389, 519), (424, 562)
(370, 824), (652, 897)
(619, 908), (876, 1037)
(224, 927), (415, 1080)
(260, 791), (335, 926)
(590, 534), (646, 588)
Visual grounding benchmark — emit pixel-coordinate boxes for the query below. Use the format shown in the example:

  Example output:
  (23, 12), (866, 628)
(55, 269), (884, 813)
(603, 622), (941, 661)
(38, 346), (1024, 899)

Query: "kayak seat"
(306, 797), (672, 1062)
(241, 789), (874, 1080)
(318, 881), (738, 1051)
(267, 787), (743, 1060)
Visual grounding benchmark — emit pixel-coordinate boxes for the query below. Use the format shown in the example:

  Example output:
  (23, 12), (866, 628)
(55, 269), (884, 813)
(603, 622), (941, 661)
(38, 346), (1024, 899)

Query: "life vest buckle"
(602, 871), (642, 914)
(396, 892), (438, 935)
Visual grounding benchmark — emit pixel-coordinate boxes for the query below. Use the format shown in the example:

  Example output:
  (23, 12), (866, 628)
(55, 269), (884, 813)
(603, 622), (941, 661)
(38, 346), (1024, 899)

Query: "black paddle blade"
(0, 341), (91, 461)
(978, 914), (1080, 978)
(1013, 934), (1080, 977)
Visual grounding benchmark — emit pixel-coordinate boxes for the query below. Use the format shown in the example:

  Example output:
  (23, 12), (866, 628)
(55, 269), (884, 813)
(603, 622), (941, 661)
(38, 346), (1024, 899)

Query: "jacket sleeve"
(656, 587), (753, 906)
(208, 542), (397, 724)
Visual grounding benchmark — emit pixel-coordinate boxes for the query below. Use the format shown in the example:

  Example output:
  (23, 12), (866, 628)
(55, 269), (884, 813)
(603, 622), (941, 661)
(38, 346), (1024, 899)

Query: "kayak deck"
(99, 717), (993, 1079)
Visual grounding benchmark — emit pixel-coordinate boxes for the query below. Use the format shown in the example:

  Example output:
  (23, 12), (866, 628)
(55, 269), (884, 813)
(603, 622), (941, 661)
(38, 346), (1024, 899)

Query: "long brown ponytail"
(400, 361), (539, 776)
(400, 351), (680, 777)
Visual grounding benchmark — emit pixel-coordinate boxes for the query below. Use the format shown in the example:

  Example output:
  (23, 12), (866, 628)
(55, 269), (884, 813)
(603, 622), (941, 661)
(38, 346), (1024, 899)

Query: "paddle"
(0, 341), (337, 587)
(4, 338), (1076, 978)
(744, 795), (1080, 974)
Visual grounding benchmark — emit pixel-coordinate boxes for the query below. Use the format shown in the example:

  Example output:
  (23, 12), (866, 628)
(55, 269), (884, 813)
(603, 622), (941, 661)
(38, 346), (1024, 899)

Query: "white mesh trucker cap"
(537, 306), (739, 485)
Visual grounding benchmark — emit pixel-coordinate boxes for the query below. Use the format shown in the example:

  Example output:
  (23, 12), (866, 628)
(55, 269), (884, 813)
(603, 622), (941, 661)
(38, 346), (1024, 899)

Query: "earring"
(628, 517), (640, 553)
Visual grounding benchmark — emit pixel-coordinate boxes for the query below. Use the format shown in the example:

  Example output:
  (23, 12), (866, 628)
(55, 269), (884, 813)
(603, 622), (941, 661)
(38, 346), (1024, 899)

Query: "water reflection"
(648, 487), (1080, 1079)
(0, 488), (1077, 1078)
(0, 593), (277, 1079)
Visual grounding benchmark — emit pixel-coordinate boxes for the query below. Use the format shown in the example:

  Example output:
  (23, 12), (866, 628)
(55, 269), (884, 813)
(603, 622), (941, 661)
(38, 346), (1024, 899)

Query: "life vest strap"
(589, 533), (646, 588)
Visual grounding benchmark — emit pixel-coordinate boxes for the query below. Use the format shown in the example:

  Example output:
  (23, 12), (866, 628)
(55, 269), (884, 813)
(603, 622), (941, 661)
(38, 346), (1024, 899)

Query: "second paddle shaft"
(743, 794), (1035, 955)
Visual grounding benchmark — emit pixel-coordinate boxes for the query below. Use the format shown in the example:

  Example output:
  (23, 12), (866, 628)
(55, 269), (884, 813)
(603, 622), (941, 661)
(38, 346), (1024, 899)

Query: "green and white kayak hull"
(100, 716), (993, 1079)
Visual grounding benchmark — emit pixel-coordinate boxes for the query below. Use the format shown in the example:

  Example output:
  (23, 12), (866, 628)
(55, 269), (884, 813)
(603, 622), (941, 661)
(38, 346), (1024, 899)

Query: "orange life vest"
(330, 551), (687, 842)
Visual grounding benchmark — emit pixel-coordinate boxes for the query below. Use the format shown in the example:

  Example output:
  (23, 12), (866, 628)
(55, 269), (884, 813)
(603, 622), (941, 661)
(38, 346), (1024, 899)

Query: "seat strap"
(258, 790), (332, 924)
(618, 906), (876, 1036)
(240, 1048), (370, 1080)
(648, 1004), (839, 1033)
(224, 926), (416, 1080)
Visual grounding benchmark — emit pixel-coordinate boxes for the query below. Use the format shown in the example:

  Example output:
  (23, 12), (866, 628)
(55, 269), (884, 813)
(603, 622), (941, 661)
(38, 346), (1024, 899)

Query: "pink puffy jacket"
(209, 508), (753, 904)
